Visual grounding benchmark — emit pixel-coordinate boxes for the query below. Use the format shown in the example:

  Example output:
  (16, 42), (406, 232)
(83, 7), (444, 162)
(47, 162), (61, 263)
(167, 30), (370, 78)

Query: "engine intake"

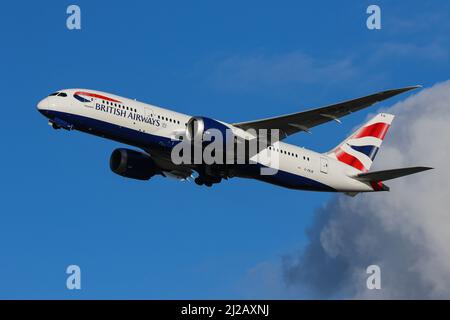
(110, 148), (157, 180)
(186, 116), (231, 143)
(184, 116), (236, 164)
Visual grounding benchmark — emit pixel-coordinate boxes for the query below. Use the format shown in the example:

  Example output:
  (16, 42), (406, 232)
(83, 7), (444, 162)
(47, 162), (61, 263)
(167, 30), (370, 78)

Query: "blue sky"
(0, 1), (448, 299)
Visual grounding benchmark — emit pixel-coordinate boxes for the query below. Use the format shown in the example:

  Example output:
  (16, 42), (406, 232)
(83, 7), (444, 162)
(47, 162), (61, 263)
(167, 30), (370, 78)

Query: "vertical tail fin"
(327, 113), (394, 172)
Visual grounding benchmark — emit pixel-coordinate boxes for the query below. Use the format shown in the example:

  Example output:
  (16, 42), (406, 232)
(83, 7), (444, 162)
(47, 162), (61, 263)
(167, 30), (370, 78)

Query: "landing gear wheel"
(194, 177), (204, 186)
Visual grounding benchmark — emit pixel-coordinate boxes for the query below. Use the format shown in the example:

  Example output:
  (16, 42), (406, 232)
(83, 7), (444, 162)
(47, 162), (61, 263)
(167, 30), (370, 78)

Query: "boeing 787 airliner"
(37, 86), (432, 195)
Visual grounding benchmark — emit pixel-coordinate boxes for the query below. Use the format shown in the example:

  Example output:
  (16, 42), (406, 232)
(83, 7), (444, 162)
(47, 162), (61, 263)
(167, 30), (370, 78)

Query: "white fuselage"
(37, 88), (376, 193)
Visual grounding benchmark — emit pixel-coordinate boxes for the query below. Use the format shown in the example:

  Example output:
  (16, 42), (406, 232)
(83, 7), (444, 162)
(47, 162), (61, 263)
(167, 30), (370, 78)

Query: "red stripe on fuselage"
(353, 122), (390, 140)
(74, 91), (122, 103)
(335, 148), (368, 172)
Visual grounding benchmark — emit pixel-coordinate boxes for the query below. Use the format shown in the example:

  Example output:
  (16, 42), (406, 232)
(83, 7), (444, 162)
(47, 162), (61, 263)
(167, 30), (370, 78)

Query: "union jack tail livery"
(328, 113), (394, 172)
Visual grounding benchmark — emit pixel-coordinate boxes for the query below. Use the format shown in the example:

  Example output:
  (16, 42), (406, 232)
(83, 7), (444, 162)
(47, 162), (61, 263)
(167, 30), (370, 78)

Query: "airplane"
(36, 86), (432, 195)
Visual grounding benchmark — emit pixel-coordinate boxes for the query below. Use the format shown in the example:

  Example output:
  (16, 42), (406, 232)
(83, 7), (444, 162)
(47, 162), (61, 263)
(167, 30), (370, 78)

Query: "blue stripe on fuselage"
(39, 109), (336, 192)
(40, 109), (176, 149)
(236, 163), (336, 191)
(73, 94), (90, 103)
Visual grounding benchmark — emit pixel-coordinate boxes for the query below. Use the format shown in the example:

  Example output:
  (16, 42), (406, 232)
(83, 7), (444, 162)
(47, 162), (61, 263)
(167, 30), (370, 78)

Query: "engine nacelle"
(186, 116), (232, 142)
(184, 116), (236, 163)
(109, 148), (157, 180)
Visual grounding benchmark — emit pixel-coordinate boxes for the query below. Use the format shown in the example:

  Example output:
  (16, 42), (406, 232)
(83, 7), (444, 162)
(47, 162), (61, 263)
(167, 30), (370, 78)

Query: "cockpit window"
(48, 92), (67, 97)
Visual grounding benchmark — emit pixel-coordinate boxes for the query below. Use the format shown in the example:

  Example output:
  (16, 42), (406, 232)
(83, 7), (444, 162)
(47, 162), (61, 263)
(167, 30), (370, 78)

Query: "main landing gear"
(194, 176), (221, 187)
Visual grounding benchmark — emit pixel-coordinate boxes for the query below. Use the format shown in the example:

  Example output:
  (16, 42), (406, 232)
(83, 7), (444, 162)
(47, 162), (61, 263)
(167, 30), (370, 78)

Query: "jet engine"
(109, 148), (158, 180)
(186, 116), (234, 142)
(185, 116), (237, 162)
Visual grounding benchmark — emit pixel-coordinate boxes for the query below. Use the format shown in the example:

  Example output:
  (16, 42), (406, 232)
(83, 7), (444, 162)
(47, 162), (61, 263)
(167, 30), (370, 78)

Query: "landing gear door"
(320, 157), (328, 174)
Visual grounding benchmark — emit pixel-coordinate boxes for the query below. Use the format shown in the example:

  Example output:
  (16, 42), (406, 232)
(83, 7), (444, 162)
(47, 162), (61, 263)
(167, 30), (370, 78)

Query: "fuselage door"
(144, 107), (153, 118)
(320, 157), (328, 174)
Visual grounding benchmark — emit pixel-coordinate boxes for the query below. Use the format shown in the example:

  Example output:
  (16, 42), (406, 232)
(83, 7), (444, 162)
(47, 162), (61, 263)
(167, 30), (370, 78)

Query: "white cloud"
(282, 80), (450, 299)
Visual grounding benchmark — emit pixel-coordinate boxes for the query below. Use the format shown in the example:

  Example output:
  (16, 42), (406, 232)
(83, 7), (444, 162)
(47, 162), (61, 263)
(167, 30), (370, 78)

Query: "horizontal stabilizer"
(354, 166), (433, 182)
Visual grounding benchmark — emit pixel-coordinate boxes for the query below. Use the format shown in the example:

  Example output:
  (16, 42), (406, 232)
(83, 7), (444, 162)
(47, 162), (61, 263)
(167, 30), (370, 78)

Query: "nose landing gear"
(49, 121), (61, 130)
(48, 118), (73, 131)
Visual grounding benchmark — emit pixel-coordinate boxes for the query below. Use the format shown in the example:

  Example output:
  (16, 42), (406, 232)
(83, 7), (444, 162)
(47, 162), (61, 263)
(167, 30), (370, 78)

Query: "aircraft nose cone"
(37, 98), (47, 110)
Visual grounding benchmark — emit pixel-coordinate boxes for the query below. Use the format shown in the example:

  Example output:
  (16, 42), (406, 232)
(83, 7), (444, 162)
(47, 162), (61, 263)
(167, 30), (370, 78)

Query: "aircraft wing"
(144, 147), (195, 180)
(233, 86), (421, 141)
